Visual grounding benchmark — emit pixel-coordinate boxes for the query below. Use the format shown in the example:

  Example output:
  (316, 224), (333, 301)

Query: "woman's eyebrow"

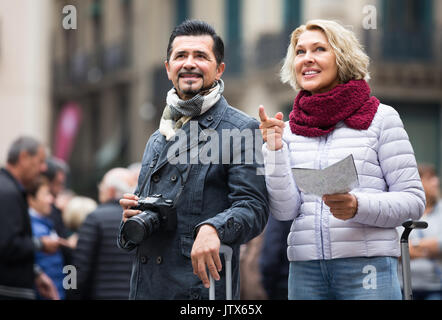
(296, 41), (327, 48)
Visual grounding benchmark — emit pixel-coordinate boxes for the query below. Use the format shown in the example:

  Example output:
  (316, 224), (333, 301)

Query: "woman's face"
(29, 184), (54, 216)
(294, 29), (340, 95)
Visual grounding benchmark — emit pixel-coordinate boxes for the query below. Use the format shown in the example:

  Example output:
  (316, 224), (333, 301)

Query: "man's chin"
(178, 85), (204, 99)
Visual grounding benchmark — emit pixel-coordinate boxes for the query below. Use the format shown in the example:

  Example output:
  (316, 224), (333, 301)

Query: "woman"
(28, 175), (65, 300)
(259, 19), (425, 300)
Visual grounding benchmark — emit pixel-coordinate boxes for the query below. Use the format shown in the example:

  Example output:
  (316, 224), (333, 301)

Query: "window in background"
(382, 0), (433, 61)
(225, 0), (243, 75)
(176, 0), (189, 26)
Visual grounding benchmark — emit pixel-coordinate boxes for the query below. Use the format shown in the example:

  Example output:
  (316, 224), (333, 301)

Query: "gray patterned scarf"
(159, 79), (224, 140)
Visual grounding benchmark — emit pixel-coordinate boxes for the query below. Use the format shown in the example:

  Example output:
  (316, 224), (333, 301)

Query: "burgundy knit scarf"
(289, 80), (380, 137)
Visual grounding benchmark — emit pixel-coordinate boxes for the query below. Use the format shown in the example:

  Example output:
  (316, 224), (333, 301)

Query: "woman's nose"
(303, 51), (314, 64)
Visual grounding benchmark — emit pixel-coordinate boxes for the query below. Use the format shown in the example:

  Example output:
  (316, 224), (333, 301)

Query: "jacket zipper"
(318, 135), (328, 260)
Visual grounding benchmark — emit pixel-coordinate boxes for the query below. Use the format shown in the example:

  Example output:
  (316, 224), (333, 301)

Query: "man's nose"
(40, 162), (48, 173)
(183, 55), (196, 69)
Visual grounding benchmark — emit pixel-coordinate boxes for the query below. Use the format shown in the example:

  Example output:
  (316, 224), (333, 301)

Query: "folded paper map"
(291, 155), (359, 197)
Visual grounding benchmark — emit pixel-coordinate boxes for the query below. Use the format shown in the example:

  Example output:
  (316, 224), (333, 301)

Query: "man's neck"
(5, 164), (24, 186)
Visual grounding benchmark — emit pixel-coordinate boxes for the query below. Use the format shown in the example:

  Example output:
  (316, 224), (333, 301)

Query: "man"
(119, 20), (268, 300)
(405, 164), (442, 299)
(43, 157), (74, 265)
(72, 168), (135, 299)
(0, 136), (59, 300)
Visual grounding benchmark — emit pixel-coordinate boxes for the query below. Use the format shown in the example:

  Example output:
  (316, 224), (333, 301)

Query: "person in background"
(0, 136), (58, 300)
(259, 19), (425, 300)
(28, 175), (67, 300)
(405, 164), (442, 300)
(43, 157), (74, 266)
(71, 168), (135, 300)
(259, 215), (292, 299)
(239, 234), (267, 300)
(62, 196), (98, 249)
(127, 162), (141, 192)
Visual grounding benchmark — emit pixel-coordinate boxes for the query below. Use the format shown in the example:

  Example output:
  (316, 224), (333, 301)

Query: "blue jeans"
(288, 257), (402, 300)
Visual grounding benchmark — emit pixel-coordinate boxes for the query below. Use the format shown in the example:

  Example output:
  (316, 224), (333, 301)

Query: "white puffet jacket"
(263, 104), (426, 261)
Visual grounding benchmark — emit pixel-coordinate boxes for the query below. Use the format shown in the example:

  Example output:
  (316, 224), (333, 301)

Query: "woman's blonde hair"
(62, 196), (97, 231)
(280, 19), (370, 91)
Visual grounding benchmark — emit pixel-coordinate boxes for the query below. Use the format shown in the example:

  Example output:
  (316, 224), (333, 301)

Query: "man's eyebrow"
(172, 50), (210, 57)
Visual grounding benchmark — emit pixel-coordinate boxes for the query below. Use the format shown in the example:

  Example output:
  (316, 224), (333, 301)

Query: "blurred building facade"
(0, 0), (53, 164)
(49, 0), (442, 197)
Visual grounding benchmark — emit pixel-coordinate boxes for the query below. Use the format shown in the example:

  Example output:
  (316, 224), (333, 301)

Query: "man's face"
(50, 171), (66, 197)
(165, 35), (225, 100)
(20, 146), (47, 188)
(422, 174), (440, 203)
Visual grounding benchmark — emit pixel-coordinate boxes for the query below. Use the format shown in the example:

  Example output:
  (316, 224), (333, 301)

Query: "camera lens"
(122, 211), (161, 245)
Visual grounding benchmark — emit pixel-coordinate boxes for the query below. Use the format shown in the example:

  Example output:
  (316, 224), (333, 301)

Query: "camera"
(121, 194), (177, 245)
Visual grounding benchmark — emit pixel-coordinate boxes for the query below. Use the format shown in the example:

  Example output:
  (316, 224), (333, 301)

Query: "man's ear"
(216, 62), (226, 80)
(165, 60), (172, 80)
(18, 150), (30, 167)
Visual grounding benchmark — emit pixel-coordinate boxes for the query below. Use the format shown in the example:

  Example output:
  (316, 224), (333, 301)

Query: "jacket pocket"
(186, 164), (211, 215)
(180, 235), (194, 259)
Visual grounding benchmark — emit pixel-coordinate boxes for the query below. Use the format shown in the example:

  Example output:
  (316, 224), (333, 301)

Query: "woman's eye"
(296, 49), (305, 55)
(316, 47), (326, 52)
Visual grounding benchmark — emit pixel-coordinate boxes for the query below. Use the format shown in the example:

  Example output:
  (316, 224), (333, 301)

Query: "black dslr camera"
(121, 195), (177, 245)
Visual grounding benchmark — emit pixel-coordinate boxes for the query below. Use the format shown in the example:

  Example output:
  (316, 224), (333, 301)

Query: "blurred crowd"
(0, 135), (441, 300)
(0, 136), (138, 300)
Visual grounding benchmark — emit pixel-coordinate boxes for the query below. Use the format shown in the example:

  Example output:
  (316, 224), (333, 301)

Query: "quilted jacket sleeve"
(262, 141), (301, 221)
(350, 106), (426, 228)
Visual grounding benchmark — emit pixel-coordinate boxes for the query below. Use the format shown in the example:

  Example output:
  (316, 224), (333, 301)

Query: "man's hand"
(120, 193), (141, 223)
(410, 238), (439, 259)
(35, 272), (59, 300)
(258, 105), (285, 151)
(191, 225), (222, 288)
(323, 193), (358, 221)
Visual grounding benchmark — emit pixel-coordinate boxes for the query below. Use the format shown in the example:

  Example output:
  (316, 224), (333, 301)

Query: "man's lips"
(179, 73), (203, 79)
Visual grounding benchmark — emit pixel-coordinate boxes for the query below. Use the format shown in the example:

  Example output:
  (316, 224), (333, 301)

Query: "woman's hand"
(323, 193), (358, 221)
(258, 106), (285, 151)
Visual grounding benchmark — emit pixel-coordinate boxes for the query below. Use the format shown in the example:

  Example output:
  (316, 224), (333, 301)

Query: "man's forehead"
(171, 35), (214, 52)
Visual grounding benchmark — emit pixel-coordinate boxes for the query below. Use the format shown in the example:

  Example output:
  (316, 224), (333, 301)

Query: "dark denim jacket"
(118, 96), (269, 299)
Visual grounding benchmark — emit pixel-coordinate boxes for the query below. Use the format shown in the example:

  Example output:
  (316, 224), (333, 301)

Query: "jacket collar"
(1, 168), (26, 195)
(193, 96), (228, 130)
(151, 96), (228, 174)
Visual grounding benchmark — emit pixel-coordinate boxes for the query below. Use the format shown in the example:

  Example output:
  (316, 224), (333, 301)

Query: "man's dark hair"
(166, 19), (224, 65)
(7, 136), (41, 165)
(43, 157), (69, 182)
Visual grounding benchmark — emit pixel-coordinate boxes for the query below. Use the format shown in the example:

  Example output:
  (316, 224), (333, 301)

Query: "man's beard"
(178, 80), (204, 98)
(176, 71), (215, 99)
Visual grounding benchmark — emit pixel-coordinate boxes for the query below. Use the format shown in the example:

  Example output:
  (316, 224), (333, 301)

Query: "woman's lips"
(302, 70), (321, 79)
